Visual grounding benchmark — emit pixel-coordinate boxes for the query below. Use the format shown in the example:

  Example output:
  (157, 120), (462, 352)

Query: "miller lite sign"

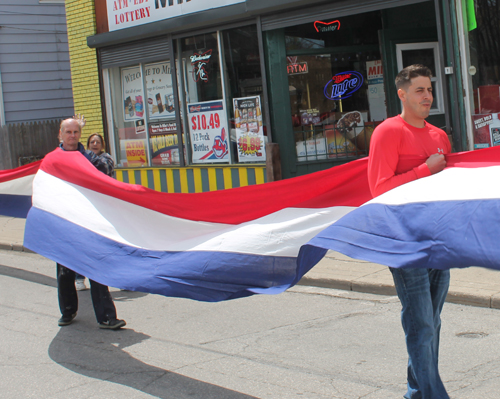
(324, 71), (364, 101)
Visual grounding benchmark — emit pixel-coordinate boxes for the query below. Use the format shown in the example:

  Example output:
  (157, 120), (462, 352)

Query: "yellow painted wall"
(65, 0), (103, 144)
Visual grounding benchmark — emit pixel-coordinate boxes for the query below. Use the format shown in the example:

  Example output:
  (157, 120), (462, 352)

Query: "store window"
(285, 11), (386, 162)
(107, 60), (183, 168)
(177, 25), (266, 165)
(463, 0), (500, 150)
(104, 25), (265, 169)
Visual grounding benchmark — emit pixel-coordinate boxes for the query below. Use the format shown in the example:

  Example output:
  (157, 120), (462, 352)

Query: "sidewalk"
(2, 215), (500, 309)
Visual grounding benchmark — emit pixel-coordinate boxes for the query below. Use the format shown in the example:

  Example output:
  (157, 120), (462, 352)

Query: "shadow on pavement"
(0, 264), (56, 287)
(48, 292), (257, 399)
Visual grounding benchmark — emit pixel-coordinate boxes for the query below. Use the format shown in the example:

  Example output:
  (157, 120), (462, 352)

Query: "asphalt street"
(2, 249), (500, 398)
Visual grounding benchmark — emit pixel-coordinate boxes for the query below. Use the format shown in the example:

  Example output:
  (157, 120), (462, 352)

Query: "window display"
(285, 12), (385, 162)
(104, 25), (266, 169)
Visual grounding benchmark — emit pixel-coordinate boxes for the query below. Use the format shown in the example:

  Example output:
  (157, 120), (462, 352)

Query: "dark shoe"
(98, 319), (126, 330)
(58, 313), (76, 326)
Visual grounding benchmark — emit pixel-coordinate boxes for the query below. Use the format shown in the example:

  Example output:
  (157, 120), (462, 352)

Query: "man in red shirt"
(367, 65), (451, 399)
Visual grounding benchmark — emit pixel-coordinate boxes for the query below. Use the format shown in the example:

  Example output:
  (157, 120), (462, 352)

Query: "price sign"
(233, 96), (266, 162)
(187, 100), (229, 163)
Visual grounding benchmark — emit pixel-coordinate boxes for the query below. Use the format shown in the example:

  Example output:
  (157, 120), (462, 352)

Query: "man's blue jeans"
(390, 267), (450, 399)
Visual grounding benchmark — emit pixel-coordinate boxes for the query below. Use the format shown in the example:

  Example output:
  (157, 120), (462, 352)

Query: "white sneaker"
(75, 279), (88, 291)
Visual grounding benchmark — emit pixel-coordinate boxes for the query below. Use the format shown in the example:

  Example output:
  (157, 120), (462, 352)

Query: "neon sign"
(324, 71), (364, 101)
(287, 62), (308, 75)
(190, 49), (212, 83)
(314, 20), (340, 33)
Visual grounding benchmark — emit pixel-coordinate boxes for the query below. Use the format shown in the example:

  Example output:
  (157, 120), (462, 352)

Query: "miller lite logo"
(324, 71), (364, 101)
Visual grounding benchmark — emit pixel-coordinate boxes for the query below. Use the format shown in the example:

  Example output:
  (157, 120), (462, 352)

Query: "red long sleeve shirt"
(367, 115), (451, 197)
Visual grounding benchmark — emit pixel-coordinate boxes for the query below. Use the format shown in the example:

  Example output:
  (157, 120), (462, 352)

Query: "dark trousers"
(57, 263), (117, 324)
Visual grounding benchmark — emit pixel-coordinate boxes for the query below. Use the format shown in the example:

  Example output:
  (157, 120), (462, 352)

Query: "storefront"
(456, 0), (500, 151)
(84, 0), (464, 190)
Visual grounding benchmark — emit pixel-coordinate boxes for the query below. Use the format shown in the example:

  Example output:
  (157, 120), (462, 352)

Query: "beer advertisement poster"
(149, 122), (180, 166)
(187, 100), (230, 164)
(233, 96), (266, 163)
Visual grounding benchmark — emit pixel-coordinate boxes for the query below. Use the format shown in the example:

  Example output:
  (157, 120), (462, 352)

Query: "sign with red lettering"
(287, 62), (308, 75)
(314, 20), (340, 33)
(124, 139), (147, 166)
(324, 71), (364, 101)
(107, 0), (245, 32)
(366, 60), (384, 84)
(187, 100), (229, 163)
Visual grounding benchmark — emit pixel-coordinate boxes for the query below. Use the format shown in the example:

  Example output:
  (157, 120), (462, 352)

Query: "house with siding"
(0, 0), (74, 125)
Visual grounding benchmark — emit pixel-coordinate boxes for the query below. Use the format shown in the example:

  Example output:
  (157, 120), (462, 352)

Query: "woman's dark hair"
(87, 133), (105, 152)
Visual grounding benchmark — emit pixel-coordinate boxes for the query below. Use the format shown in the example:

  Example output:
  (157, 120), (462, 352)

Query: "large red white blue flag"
(10, 145), (500, 301)
(0, 160), (41, 218)
(302, 146), (500, 271)
(22, 148), (370, 301)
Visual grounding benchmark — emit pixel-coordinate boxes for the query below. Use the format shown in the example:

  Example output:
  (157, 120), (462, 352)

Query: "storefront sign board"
(233, 96), (266, 162)
(107, 0), (245, 32)
(188, 100), (229, 163)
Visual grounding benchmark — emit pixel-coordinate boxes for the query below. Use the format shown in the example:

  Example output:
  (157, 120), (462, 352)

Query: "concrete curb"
(3, 239), (500, 311)
(0, 243), (34, 253)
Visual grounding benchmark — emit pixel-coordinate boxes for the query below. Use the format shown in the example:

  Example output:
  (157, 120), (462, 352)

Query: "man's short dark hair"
(395, 64), (433, 90)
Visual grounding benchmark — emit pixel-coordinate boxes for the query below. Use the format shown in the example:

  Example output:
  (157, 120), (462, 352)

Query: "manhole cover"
(456, 332), (488, 339)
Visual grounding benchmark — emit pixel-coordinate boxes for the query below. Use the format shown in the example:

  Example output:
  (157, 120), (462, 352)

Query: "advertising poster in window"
(188, 100), (229, 163)
(149, 122), (180, 165)
(233, 96), (266, 162)
(366, 60), (387, 121)
(144, 62), (175, 120)
(122, 66), (144, 122)
(471, 113), (500, 149)
(122, 139), (147, 166)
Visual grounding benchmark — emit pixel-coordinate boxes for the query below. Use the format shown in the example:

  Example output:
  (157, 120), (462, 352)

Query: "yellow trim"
(128, 171), (136, 185)
(238, 168), (249, 187)
(115, 166), (267, 191)
(208, 168), (217, 191)
(153, 169), (161, 192)
(193, 168), (203, 193)
(165, 169), (174, 193)
(223, 168), (232, 189)
(255, 168), (265, 185)
(179, 169), (188, 193)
